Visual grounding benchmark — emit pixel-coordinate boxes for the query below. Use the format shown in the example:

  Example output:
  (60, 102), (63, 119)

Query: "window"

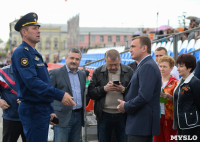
(80, 35), (85, 42)
(124, 35), (128, 42)
(100, 35), (104, 42)
(108, 36), (112, 42)
(116, 36), (120, 42)
(91, 35), (96, 42)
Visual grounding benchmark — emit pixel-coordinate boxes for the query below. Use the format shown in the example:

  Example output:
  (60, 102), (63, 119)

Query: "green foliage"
(0, 52), (6, 57)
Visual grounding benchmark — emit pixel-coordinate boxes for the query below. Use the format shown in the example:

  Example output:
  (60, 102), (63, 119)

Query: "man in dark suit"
(117, 36), (161, 142)
(49, 48), (86, 142)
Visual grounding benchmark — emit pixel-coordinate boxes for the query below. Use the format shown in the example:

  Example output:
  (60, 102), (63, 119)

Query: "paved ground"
(0, 110), (97, 142)
(0, 109), (23, 142)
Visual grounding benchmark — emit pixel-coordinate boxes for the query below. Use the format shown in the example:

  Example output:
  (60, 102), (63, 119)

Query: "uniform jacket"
(88, 64), (133, 121)
(163, 75), (178, 120)
(11, 41), (65, 113)
(0, 65), (20, 121)
(124, 56), (161, 136)
(173, 73), (200, 129)
(49, 65), (86, 127)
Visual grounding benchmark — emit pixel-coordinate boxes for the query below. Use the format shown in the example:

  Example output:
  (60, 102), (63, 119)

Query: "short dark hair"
(66, 48), (82, 57)
(20, 26), (29, 37)
(105, 49), (120, 61)
(132, 36), (151, 54)
(176, 54), (196, 73)
(155, 47), (167, 54)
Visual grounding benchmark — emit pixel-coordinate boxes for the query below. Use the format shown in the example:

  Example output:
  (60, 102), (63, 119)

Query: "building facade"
(10, 21), (141, 63)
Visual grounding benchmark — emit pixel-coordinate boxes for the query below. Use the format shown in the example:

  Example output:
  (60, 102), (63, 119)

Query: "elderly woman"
(154, 56), (178, 142)
(173, 54), (200, 141)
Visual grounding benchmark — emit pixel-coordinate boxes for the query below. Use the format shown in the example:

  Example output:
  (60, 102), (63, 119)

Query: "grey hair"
(66, 48), (82, 57)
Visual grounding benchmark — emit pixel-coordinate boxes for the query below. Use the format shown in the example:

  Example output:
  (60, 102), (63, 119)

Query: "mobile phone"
(51, 117), (59, 124)
(113, 80), (120, 85)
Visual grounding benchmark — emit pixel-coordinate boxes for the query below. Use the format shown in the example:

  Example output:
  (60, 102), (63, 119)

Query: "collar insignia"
(24, 47), (29, 51)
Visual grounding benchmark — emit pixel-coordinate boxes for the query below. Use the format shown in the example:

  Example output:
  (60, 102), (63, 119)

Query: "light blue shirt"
(66, 65), (82, 110)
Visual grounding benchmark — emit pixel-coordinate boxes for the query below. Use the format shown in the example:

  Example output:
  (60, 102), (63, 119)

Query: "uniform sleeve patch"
(21, 58), (29, 67)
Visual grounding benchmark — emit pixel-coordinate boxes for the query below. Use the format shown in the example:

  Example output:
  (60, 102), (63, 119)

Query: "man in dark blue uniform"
(11, 12), (76, 142)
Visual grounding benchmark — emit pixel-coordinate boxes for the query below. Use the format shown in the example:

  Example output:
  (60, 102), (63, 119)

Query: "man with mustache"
(49, 48), (86, 142)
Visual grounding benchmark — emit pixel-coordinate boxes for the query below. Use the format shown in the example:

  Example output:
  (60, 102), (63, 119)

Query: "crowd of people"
(0, 12), (200, 142)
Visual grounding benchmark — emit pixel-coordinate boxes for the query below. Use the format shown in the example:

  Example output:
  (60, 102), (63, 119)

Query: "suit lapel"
(61, 66), (73, 95)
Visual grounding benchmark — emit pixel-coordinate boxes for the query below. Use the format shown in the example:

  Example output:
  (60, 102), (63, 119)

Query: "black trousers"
(3, 119), (26, 142)
(127, 135), (152, 142)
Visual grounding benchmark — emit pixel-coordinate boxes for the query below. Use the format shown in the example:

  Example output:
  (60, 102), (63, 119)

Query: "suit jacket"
(124, 56), (161, 136)
(194, 60), (200, 79)
(49, 65), (86, 127)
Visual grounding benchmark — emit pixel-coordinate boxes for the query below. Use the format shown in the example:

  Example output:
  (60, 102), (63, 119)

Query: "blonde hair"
(158, 55), (175, 68)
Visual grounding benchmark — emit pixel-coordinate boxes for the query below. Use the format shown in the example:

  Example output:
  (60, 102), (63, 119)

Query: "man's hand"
(117, 99), (125, 113)
(61, 92), (76, 106)
(0, 99), (10, 110)
(17, 99), (21, 104)
(104, 81), (125, 93)
(50, 113), (58, 125)
(113, 82), (125, 93)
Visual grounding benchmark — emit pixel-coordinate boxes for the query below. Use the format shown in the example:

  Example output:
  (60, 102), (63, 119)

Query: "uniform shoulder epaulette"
(24, 47), (29, 51)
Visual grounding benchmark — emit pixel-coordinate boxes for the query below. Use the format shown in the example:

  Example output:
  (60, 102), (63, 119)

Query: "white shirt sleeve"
(170, 66), (179, 80)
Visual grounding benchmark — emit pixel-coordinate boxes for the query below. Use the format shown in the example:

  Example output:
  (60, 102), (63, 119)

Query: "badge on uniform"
(24, 47), (29, 51)
(35, 56), (39, 61)
(21, 58), (29, 67)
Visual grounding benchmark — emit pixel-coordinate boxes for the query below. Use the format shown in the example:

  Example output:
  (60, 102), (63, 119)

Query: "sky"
(0, 0), (200, 42)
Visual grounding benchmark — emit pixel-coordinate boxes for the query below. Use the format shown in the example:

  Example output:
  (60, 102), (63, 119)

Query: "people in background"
(155, 47), (179, 79)
(0, 47), (26, 142)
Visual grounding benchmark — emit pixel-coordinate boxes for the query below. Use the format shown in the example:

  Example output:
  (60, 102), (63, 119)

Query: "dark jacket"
(49, 65), (86, 127)
(173, 73), (200, 129)
(195, 60), (200, 79)
(124, 56), (161, 136)
(88, 64), (133, 121)
(0, 65), (20, 121)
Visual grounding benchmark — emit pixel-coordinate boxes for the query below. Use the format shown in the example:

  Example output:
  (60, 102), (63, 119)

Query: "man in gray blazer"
(49, 48), (86, 142)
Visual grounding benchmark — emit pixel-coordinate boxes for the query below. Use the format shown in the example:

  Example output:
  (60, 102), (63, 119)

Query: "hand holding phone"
(51, 117), (59, 124)
(113, 80), (120, 85)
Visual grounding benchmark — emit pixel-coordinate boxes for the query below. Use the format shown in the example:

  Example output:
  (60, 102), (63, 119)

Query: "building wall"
(10, 21), (140, 63)
(10, 22), (68, 63)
